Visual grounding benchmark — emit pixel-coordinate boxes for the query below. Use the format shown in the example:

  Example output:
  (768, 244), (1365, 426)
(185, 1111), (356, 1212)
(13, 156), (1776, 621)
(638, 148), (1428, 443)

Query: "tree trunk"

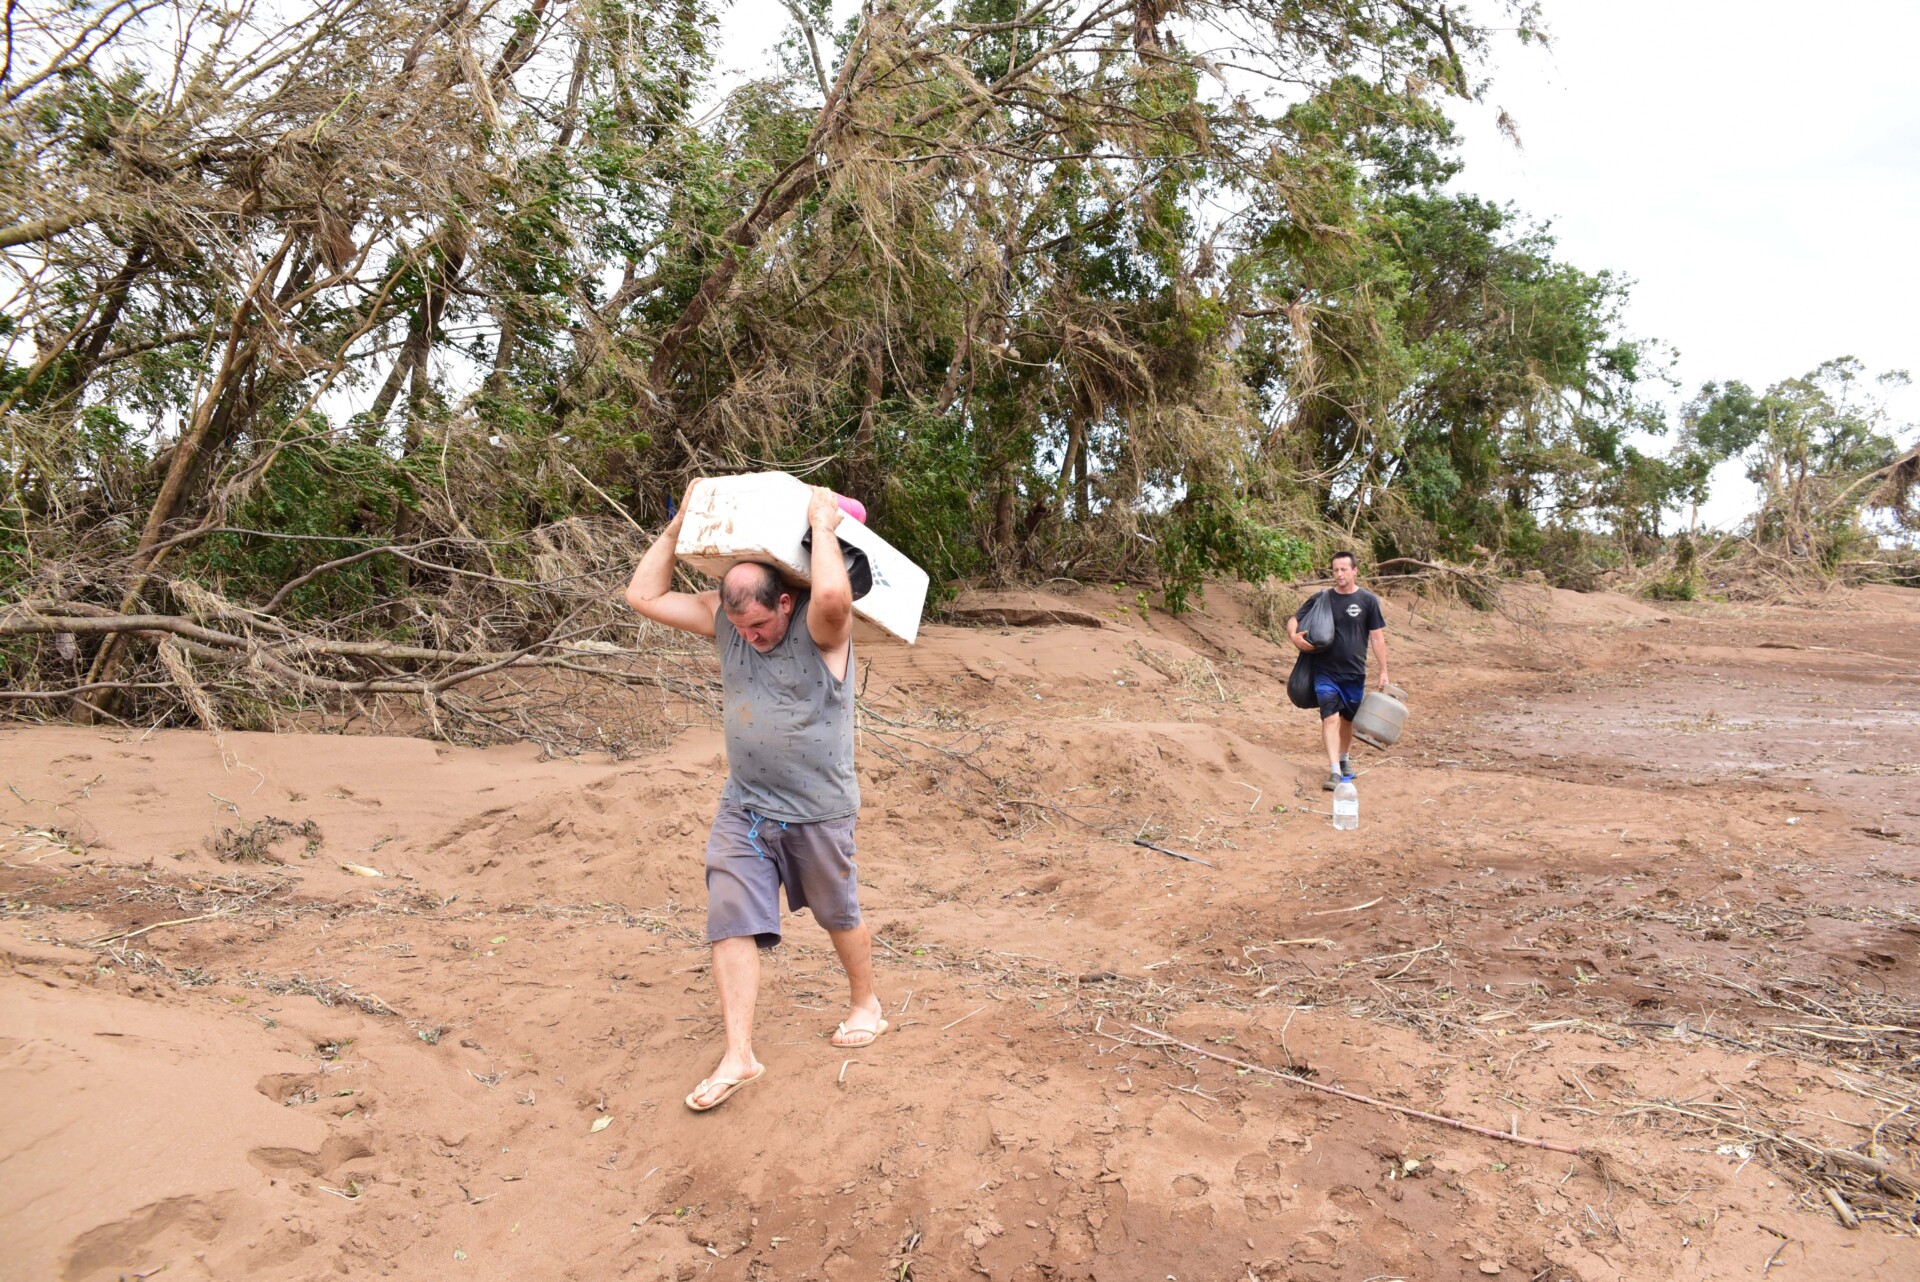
(367, 241), (464, 433)
(993, 466), (1015, 565)
(484, 308), (519, 400)
(74, 344), (262, 719)
(646, 160), (830, 397)
(934, 327), (969, 416)
(645, 17), (871, 401)
(45, 243), (152, 414)
(1076, 433), (1091, 516)
(366, 321), (424, 428)
(1054, 409), (1085, 518)
(73, 231), (299, 719)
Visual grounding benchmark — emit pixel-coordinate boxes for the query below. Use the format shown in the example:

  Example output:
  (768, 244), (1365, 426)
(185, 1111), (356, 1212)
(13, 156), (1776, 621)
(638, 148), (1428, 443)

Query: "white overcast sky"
(714, 1), (1920, 528)
(1447, 0), (1920, 526)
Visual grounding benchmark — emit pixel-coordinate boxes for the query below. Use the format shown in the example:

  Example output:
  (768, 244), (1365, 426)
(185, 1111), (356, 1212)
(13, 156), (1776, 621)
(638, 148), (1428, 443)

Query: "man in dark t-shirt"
(1286, 551), (1390, 790)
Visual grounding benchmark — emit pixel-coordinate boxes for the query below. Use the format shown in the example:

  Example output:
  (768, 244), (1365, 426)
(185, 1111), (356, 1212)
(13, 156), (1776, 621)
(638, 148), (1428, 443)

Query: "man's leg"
(1320, 712), (1344, 773)
(1336, 675), (1364, 772)
(1313, 673), (1344, 780)
(689, 935), (764, 1109)
(692, 803), (779, 1109)
(786, 815), (886, 1046)
(826, 923), (886, 1045)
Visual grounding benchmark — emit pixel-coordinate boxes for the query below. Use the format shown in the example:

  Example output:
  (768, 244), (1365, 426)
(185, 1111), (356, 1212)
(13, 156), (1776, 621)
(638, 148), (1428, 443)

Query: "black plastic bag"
(799, 528), (875, 600)
(1297, 588), (1335, 650)
(1286, 653), (1317, 709)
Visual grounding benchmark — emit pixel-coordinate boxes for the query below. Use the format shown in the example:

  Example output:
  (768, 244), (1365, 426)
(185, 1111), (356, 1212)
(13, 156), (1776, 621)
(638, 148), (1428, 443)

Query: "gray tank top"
(716, 594), (859, 822)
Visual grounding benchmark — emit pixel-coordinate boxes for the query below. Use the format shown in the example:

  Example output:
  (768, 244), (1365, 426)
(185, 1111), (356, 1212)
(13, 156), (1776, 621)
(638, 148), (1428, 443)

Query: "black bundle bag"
(1297, 588), (1335, 650)
(799, 528), (875, 600)
(1286, 652), (1317, 709)
(1284, 589), (1333, 709)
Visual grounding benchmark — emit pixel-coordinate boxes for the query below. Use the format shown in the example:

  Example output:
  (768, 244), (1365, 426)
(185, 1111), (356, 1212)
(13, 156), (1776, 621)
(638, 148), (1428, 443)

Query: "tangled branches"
(2, 515), (717, 755)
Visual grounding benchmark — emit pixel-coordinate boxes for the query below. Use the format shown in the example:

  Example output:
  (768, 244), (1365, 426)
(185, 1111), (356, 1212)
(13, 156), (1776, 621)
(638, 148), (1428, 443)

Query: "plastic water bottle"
(1332, 775), (1359, 830)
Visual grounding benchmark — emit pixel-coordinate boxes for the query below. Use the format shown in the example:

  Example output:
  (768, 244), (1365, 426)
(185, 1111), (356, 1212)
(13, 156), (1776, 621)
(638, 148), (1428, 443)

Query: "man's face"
(1331, 558), (1358, 591)
(727, 596), (794, 652)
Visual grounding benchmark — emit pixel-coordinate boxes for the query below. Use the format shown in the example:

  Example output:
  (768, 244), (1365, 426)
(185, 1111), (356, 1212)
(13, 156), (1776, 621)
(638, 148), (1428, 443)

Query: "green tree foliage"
(2, 0), (1718, 721)
(1233, 85), (1670, 572)
(1678, 358), (1916, 564)
(1155, 483), (1313, 614)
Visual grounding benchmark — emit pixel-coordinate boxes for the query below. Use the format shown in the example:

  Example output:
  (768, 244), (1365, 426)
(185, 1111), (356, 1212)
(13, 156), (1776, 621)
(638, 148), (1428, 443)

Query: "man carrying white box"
(625, 480), (887, 1112)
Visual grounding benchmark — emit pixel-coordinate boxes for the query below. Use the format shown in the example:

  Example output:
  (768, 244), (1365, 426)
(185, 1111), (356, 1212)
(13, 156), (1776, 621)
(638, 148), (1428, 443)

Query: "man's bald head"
(721, 562), (785, 613)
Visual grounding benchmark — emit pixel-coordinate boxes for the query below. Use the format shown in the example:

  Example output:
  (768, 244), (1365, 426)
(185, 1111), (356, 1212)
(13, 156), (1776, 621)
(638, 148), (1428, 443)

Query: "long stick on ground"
(1126, 1024), (1584, 1156)
(1131, 838), (1215, 868)
(90, 910), (231, 946)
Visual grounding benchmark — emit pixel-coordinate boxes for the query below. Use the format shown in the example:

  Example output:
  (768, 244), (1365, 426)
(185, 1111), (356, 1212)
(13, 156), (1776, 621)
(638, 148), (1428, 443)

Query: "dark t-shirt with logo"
(1300, 587), (1385, 680)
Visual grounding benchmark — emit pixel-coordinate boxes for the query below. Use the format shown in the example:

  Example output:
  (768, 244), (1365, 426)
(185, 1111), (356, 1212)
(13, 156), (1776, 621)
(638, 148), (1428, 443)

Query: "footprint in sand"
(246, 1135), (374, 1178)
(254, 1071), (318, 1106)
(63, 1194), (228, 1281)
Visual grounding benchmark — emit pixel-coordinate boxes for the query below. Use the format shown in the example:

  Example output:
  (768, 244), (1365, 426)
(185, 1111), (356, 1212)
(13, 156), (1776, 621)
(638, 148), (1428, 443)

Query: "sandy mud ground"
(3, 583), (1916, 1281)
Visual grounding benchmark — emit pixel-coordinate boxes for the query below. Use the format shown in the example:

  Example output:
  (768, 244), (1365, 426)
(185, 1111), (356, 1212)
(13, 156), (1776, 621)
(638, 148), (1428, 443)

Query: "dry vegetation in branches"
(4, 1), (1912, 744)
(0, 0), (1542, 737)
(3, 514), (717, 753)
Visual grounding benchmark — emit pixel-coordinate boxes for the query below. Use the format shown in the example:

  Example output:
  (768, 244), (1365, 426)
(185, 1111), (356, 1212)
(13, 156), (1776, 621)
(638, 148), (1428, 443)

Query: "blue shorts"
(704, 802), (862, 948)
(1314, 674), (1365, 722)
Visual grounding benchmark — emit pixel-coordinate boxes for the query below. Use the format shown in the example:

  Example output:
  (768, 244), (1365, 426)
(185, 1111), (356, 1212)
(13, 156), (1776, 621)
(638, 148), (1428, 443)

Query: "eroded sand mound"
(3, 583), (1917, 1281)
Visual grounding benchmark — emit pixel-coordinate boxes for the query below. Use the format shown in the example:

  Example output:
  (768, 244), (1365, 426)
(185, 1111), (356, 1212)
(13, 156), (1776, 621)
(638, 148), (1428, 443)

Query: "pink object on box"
(836, 495), (867, 524)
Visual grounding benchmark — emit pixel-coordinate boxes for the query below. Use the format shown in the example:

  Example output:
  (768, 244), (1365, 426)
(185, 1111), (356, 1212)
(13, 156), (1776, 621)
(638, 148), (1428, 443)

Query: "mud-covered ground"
(3, 582), (1916, 1281)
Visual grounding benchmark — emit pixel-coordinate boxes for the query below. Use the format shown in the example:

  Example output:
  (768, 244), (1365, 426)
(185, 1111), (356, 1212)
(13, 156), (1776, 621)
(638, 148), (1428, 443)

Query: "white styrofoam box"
(674, 472), (930, 644)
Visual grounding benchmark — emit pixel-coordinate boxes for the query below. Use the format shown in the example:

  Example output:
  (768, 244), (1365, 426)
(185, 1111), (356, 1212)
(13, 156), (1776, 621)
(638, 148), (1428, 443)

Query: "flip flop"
(830, 1017), (889, 1049)
(684, 1065), (765, 1112)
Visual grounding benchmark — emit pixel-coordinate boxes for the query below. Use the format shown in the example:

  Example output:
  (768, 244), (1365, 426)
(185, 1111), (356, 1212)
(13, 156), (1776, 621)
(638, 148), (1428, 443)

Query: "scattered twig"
(1130, 838), (1214, 868)
(1307, 896), (1382, 915)
(89, 910), (230, 946)
(942, 1004), (990, 1032)
(1623, 1020), (1756, 1051)
(1126, 1024), (1584, 1155)
(1621, 1099), (1919, 1198)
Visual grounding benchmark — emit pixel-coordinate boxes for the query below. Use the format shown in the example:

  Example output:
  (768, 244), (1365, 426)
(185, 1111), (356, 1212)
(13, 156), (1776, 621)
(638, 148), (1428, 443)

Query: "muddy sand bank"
(3, 583), (1916, 1281)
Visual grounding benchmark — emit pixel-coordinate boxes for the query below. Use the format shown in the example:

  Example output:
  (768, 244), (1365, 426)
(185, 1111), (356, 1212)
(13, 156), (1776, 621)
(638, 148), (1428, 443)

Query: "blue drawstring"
(745, 809), (787, 858)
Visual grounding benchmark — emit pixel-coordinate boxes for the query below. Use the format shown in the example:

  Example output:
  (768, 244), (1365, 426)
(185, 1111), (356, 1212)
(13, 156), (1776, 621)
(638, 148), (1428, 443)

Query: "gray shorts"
(704, 802), (862, 948)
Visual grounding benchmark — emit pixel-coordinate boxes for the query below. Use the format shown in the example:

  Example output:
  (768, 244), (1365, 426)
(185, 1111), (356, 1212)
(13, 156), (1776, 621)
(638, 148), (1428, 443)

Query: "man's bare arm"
(1285, 614), (1314, 653)
(804, 487), (853, 676)
(1370, 628), (1390, 689)
(625, 481), (718, 638)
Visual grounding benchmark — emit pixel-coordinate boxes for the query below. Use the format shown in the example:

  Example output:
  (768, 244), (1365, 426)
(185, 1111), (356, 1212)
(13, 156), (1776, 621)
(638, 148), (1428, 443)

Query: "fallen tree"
(1, 518), (717, 754)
